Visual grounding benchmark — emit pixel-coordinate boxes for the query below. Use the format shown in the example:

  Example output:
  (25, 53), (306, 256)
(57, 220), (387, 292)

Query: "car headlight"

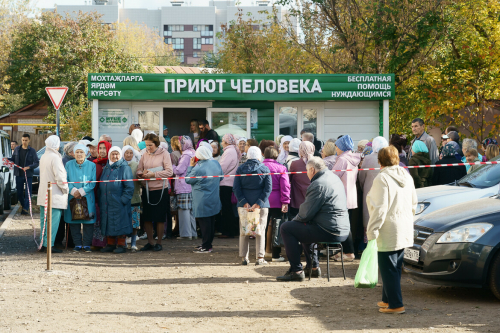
(437, 223), (493, 243)
(415, 202), (430, 215)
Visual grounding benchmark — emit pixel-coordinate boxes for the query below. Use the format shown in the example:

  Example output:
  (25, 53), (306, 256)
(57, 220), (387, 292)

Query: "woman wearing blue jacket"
(233, 146), (272, 266)
(64, 144), (96, 252)
(99, 147), (134, 254)
(185, 145), (223, 253)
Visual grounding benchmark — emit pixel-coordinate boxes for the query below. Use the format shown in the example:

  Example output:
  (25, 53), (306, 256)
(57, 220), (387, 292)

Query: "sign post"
(45, 87), (68, 136)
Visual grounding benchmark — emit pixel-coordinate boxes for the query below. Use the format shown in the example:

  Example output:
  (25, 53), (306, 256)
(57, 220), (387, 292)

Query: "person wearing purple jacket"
(262, 146), (291, 262)
(331, 135), (361, 261)
(173, 136), (197, 240)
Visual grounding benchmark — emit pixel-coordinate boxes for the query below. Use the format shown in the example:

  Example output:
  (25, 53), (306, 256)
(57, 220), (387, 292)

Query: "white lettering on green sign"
(91, 75), (144, 82)
(347, 75), (391, 82)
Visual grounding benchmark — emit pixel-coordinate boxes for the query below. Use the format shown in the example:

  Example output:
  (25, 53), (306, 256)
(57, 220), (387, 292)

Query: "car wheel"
(489, 252), (500, 301)
(2, 182), (12, 210)
(4, 181), (11, 210)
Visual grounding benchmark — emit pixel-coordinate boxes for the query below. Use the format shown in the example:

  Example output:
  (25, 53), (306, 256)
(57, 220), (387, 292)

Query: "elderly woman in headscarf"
(185, 145), (223, 253)
(233, 146), (272, 265)
(92, 139), (112, 248)
(99, 147), (134, 253)
(358, 136), (388, 235)
(173, 136), (197, 240)
(122, 145), (142, 252)
(321, 141), (337, 170)
(123, 135), (142, 156)
(432, 143), (467, 186)
(357, 140), (369, 154)
(277, 135), (293, 165)
(64, 144), (97, 252)
(332, 134), (361, 262)
(362, 142), (373, 157)
(217, 133), (241, 238)
(284, 138), (301, 170)
(409, 140), (433, 188)
(37, 135), (69, 253)
(289, 141), (315, 218)
(238, 137), (248, 165)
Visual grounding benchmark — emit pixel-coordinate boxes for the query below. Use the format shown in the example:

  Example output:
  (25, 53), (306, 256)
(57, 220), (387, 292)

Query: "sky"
(36, 0), (259, 9)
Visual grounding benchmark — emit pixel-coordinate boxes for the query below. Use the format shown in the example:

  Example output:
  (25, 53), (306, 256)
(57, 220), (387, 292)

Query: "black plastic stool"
(309, 242), (346, 282)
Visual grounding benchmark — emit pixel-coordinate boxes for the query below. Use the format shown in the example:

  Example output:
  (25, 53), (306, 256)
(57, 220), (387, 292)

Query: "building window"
(193, 51), (203, 58)
(195, 25), (214, 36)
(201, 38), (213, 45)
(193, 38), (201, 50)
(165, 38), (184, 49)
(176, 51), (185, 63)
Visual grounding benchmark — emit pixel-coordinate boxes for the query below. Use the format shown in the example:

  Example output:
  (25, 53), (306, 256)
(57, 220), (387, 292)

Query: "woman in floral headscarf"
(289, 141), (315, 217)
(173, 136), (197, 240)
(218, 133), (241, 238)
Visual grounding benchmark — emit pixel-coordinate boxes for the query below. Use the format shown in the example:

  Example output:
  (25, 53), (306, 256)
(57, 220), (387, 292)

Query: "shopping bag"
(238, 207), (262, 236)
(271, 213), (287, 247)
(354, 239), (378, 288)
(69, 197), (91, 221)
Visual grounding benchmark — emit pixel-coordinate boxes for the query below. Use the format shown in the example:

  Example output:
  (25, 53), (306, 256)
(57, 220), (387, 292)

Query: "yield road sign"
(45, 87), (68, 110)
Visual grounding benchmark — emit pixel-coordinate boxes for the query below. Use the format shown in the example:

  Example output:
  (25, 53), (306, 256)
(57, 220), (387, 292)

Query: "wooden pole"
(46, 181), (52, 271)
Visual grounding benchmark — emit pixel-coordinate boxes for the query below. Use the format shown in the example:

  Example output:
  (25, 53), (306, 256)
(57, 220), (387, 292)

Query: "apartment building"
(45, 0), (295, 65)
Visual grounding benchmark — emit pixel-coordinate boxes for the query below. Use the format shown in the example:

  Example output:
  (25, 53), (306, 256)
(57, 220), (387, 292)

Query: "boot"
(100, 245), (116, 253)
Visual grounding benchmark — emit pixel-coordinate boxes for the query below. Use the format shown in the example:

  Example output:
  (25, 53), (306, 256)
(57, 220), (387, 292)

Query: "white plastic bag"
(238, 207), (262, 236)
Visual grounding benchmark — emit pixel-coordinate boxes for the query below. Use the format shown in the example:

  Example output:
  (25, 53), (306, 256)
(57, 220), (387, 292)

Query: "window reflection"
(303, 108), (317, 137)
(279, 107), (297, 137)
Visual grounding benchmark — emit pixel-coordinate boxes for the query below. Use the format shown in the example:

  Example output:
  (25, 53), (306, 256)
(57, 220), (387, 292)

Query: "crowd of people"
(25, 117), (499, 314)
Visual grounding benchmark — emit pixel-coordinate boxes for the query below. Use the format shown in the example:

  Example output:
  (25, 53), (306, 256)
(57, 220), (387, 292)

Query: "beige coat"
(366, 165), (417, 252)
(36, 147), (69, 209)
(358, 152), (380, 228)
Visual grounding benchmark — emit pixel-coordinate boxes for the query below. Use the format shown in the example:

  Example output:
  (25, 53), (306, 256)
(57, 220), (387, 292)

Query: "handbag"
(271, 213), (288, 247)
(69, 197), (91, 221)
(238, 207), (263, 236)
(145, 166), (169, 205)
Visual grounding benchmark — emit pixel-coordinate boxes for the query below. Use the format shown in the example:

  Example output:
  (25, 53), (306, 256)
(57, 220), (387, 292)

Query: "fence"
(11, 132), (51, 151)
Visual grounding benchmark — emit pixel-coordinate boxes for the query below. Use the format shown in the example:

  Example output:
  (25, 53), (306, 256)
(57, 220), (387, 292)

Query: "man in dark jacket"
(198, 120), (219, 143)
(8, 133), (39, 215)
(277, 157), (350, 281)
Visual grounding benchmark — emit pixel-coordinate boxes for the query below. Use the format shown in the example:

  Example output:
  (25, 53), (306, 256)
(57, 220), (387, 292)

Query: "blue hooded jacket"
(233, 159), (272, 208)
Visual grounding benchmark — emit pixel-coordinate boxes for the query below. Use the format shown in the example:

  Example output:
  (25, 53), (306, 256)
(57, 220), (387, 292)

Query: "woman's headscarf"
(289, 138), (301, 153)
(238, 137), (247, 144)
(357, 139), (369, 152)
(299, 141), (315, 164)
(412, 140), (429, 154)
(131, 129), (143, 145)
(335, 135), (354, 152)
(222, 133), (241, 160)
(372, 136), (389, 153)
(45, 135), (60, 150)
(73, 143), (89, 156)
(275, 134), (285, 147)
(247, 146), (262, 161)
(159, 142), (169, 151)
(362, 145), (373, 157)
(277, 135), (293, 164)
(442, 143), (456, 158)
(447, 140), (461, 154)
(180, 135), (195, 154)
(196, 146), (213, 161)
(483, 138), (498, 147)
(199, 141), (213, 155)
(94, 140), (112, 166)
(108, 146), (122, 166)
(122, 145), (140, 164)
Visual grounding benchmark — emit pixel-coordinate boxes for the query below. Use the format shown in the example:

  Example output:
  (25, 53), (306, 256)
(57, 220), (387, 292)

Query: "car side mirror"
(2, 166), (9, 173)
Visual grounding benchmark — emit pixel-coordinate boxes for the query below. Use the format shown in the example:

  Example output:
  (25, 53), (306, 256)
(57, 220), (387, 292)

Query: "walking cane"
(47, 181), (52, 271)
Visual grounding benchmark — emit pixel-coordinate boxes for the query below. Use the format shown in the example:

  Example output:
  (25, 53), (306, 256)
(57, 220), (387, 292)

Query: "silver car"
(414, 155), (500, 221)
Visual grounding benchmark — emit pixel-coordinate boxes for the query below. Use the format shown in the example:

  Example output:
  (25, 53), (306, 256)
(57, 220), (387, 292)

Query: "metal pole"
(46, 182), (52, 271)
(56, 109), (60, 136)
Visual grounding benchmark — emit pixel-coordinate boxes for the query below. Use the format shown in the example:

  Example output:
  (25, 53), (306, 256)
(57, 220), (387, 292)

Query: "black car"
(404, 196), (500, 300)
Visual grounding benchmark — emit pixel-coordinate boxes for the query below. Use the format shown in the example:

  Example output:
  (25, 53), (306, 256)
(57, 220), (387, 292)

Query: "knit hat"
(412, 140), (429, 154)
(335, 134), (354, 152)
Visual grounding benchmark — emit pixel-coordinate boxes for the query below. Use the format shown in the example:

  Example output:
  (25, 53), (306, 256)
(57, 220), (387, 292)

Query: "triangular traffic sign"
(45, 87), (68, 110)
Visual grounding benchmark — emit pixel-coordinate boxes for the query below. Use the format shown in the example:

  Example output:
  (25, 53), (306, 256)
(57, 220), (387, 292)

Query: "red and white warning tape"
(52, 161), (499, 185)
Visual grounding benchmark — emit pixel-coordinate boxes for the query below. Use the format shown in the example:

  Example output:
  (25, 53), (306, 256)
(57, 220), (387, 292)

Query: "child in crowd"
(465, 148), (481, 174)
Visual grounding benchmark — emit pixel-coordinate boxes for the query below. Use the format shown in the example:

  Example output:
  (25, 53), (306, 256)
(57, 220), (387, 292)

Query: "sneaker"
(139, 233), (148, 240)
(100, 245), (116, 253)
(177, 237), (192, 240)
(255, 259), (268, 266)
(195, 245), (203, 250)
(377, 302), (389, 308)
(304, 267), (322, 278)
(83, 246), (92, 253)
(126, 237), (131, 244)
(242, 258), (249, 265)
(140, 243), (155, 251)
(131, 246), (138, 253)
(113, 246), (127, 254)
(379, 307), (405, 314)
(276, 270), (305, 282)
(272, 256), (285, 262)
(194, 248), (212, 253)
(73, 246), (82, 252)
(153, 244), (163, 251)
(162, 234), (167, 240)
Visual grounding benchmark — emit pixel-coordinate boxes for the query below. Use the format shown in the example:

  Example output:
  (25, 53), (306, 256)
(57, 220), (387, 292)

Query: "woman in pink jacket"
(137, 133), (173, 252)
(331, 134), (361, 261)
(218, 133), (241, 238)
(262, 146), (290, 262)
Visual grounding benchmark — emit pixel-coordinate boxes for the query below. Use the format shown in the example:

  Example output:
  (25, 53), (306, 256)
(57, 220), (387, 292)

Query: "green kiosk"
(88, 73), (395, 145)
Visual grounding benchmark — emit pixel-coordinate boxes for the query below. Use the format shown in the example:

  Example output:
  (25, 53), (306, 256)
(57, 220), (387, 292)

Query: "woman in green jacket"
(409, 140), (433, 188)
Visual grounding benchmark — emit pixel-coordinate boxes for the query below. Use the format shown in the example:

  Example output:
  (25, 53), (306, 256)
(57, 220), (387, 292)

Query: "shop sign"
(98, 109), (129, 128)
(88, 74), (395, 101)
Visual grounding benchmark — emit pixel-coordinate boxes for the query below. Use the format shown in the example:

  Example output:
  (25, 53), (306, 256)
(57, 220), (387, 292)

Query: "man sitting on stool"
(277, 157), (350, 282)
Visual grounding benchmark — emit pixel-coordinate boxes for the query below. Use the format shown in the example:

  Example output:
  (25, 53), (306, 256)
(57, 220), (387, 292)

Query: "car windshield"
(458, 154), (500, 189)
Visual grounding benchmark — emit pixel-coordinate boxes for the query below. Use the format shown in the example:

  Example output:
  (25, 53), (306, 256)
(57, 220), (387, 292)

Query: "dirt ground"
(0, 213), (499, 333)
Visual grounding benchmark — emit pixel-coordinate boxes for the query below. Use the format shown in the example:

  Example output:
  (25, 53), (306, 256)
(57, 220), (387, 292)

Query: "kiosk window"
(303, 108), (317, 137)
(279, 106), (298, 137)
(138, 111), (160, 135)
(212, 111), (248, 138)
